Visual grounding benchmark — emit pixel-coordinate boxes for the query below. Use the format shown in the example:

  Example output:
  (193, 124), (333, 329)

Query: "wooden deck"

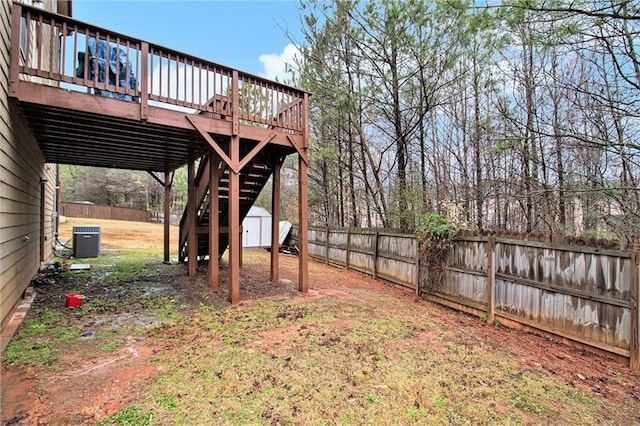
(8, 2), (309, 303)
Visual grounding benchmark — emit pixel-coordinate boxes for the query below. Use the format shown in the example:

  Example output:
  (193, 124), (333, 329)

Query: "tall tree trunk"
(419, 110), (428, 211)
(337, 134), (345, 227)
(390, 37), (410, 230)
(550, 47), (566, 231)
(347, 122), (358, 227)
(357, 122), (389, 227)
(523, 31), (536, 233)
(472, 53), (483, 230)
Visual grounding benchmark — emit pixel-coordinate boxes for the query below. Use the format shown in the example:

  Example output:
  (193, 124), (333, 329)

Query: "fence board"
(440, 270), (486, 306)
(450, 239), (487, 273)
(496, 278), (630, 350)
(60, 203), (150, 222)
(328, 230), (348, 265)
(631, 251), (639, 369)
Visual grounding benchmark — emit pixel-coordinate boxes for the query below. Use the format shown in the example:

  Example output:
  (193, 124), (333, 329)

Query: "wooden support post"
(239, 227), (243, 269)
(296, 92), (310, 294)
(163, 171), (172, 264)
(270, 158), (282, 282)
(631, 250), (639, 371)
(227, 151), (242, 305)
(298, 152), (309, 293)
(9, 3), (22, 97)
(208, 158), (219, 290)
(40, 179), (46, 263)
(487, 236), (496, 324)
(187, 159), (197, 276)
(228, 146), (240, 304)
(228, 70), (240, 304)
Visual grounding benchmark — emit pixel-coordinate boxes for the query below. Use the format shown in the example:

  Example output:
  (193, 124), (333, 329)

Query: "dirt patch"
(3, 341), (162, 425)
(39, 342), (161, 424)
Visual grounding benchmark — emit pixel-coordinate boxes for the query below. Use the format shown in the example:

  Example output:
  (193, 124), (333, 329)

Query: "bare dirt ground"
(2, 218), (640, 425)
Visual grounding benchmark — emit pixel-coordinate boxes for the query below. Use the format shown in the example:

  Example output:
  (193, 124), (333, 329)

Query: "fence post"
(373, 230), (379, 280)
(325, 227), (330, 265)
(487, 236), (496, 323)
(631, 250), (639, 371)
(415, 237), (421, 297)
(346, 227), (351, 269)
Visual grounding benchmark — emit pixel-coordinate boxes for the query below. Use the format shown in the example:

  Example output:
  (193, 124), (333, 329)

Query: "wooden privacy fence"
(60, 203), (151, 222)
(307, 227), (418, 288)
(304, 226), (640, 370)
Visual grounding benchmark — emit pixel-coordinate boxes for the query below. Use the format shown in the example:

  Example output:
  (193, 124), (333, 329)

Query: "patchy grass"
(96, 404), (154, 426)
(57, 217), (179, 259)
(2, 239), (183, 371)
(123, 296), (632, 425)
(3, 309), (78, 368)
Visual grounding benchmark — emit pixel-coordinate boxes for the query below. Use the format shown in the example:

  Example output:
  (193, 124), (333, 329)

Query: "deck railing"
(9, 2), (306, 133)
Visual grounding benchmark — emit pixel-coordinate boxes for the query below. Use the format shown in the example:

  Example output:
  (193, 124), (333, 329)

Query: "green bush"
(416, 213), (457, 295)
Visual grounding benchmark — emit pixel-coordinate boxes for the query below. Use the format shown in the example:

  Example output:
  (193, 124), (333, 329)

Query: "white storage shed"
(242, 206), (272, 248)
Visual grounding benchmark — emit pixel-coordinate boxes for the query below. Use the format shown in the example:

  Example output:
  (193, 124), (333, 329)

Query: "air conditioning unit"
(72, 225), (101, 258)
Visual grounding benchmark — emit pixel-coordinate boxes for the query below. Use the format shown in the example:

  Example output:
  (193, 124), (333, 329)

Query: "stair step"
(179, 152), (276, 260)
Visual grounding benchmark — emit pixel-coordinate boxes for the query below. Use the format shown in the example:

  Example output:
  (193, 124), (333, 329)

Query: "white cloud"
(259, 43), (301, 83)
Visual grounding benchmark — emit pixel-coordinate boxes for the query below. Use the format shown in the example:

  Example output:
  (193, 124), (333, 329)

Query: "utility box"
(73, 225), (101, 258)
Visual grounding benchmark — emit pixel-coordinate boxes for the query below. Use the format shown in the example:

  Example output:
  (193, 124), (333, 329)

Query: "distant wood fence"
(60, 203), (151, 223)
(307, 227), (418, 288)
(303, 226), (640, 370)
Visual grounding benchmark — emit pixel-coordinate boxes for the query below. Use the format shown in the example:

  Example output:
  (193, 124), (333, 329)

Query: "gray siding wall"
(0, 0), (57, 327)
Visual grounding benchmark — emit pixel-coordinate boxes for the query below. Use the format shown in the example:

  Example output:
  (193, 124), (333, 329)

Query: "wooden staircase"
(178, 149), (275, 262)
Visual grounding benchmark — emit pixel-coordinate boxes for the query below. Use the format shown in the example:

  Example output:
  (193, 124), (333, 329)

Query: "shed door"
(243, 217), (262, 248)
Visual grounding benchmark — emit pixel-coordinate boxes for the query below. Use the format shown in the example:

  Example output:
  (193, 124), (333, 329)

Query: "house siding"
(0, 0), (58, 327)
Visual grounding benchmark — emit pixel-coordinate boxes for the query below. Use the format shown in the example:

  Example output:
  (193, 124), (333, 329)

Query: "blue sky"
(71, 0), (304, 81)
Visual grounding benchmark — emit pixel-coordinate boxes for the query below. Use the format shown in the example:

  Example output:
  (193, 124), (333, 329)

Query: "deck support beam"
(298, 153), (309, 293)
(9, 3), (22, 97)
(187, 115), (277, 175)
(228, 139), (240, 304)
(187, 159), (197, 276)
(209, 155), (220, 290)
(163, 171), (174, 264)
(270, 157), (283, 282)
(239, 227), (244, 268)
(298, 92), (310, 294)
(228, 70), (241, 305)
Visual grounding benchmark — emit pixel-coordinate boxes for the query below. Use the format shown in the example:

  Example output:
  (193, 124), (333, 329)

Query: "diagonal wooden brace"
(287, 135), (309, 166)
(237, 132), (277, 171)
(186, 115), (239, 173)
(146, 171), (165, 186)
